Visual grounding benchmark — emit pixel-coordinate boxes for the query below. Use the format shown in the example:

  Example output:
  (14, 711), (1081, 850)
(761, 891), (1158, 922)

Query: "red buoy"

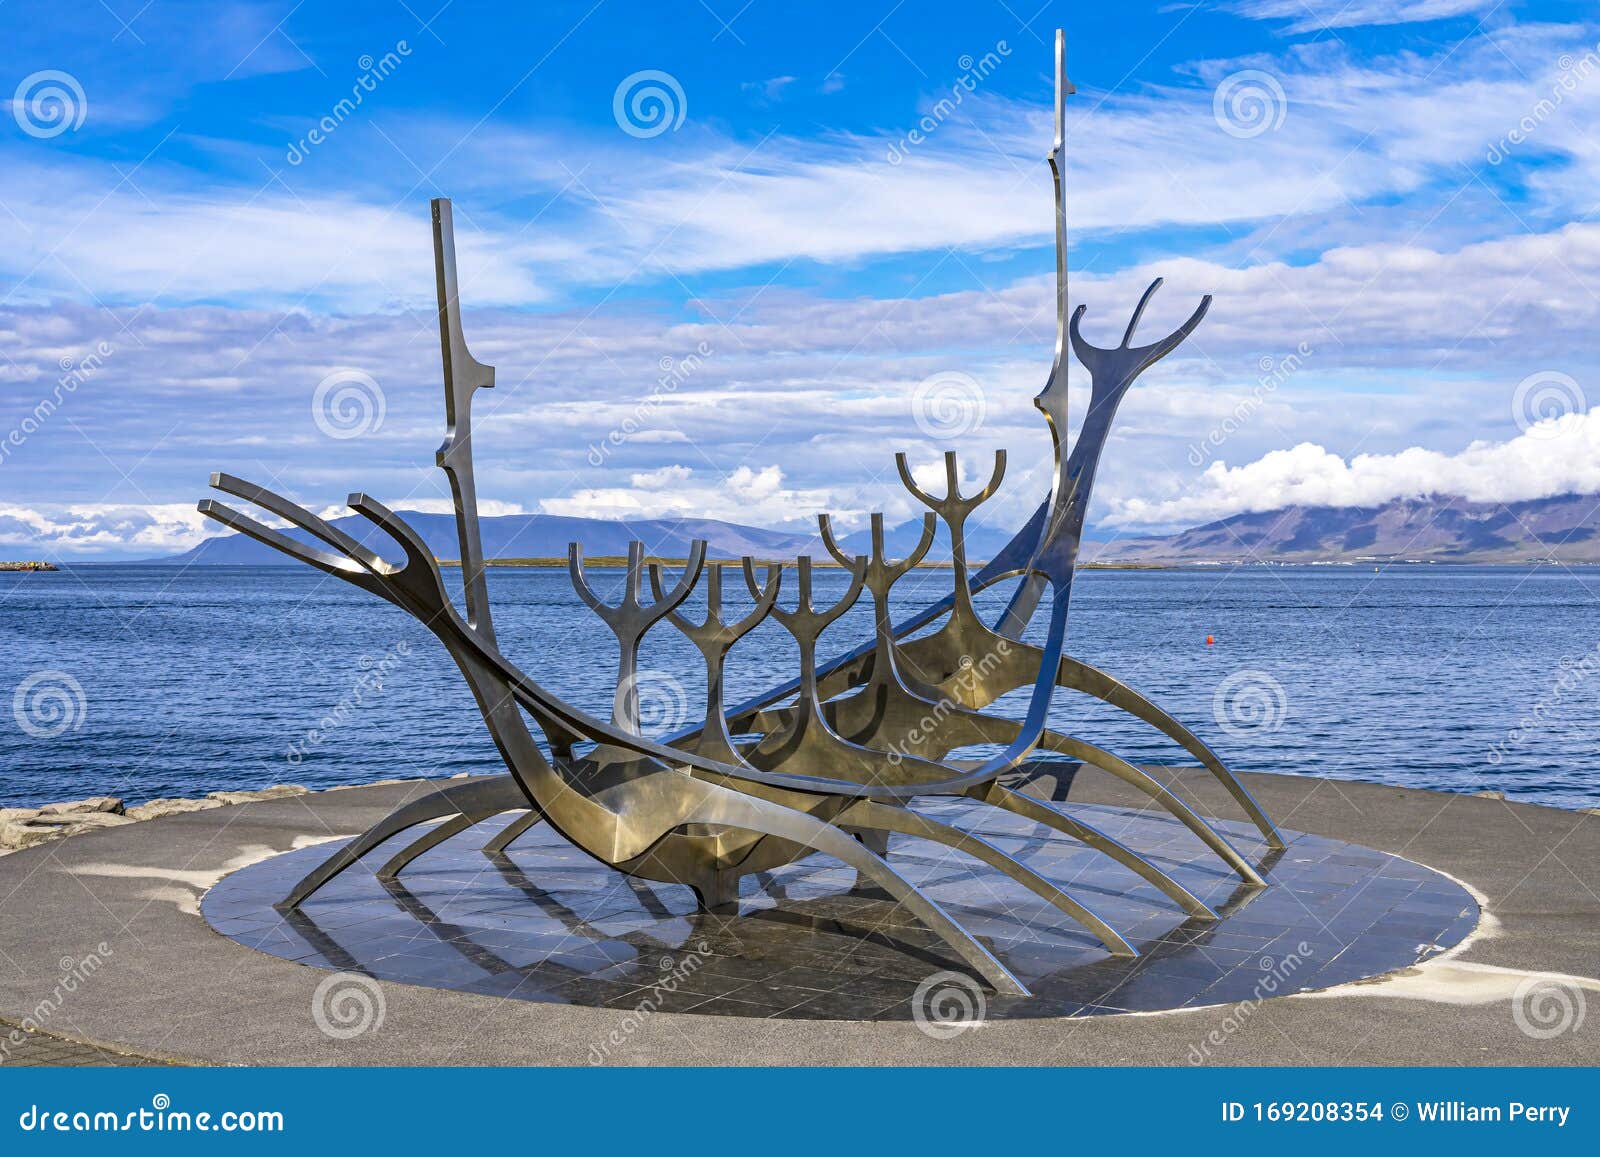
(1206, 635), (1215, 645)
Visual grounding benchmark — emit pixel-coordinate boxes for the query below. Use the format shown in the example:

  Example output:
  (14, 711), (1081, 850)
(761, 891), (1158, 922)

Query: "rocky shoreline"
(0, 778), (431, 855)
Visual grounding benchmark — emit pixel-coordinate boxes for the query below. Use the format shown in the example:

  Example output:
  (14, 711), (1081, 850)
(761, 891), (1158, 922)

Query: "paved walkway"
(2, 1023), (171, 1067)
(0, 771), (1594, 1065)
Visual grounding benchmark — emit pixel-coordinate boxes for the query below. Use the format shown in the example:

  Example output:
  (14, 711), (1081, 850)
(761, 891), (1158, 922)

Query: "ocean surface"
(2, 563), (1597, 811)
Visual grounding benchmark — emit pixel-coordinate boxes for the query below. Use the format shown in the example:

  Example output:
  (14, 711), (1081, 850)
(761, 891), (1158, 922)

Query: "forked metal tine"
(816, 513), (855, 568)
(970, 449), (1007, 505)
(345, 494), (441, 578)
(894, 451), (1007, 518)
(209, 473), (389, 573)
(893, 512), (939, 576)
(1071, 279), (1213, 387)
(651, 540), (707, 616)
(1120, 278), (1164, 348)
(196, 499), (382, 593)
(567, 543), (611, 617)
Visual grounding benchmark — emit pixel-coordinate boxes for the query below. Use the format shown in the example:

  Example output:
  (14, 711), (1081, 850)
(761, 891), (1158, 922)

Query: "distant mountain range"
(1084, 494), (1600, 564)
(155, 493), (1600, 567)
(156, 510), (1021, 565)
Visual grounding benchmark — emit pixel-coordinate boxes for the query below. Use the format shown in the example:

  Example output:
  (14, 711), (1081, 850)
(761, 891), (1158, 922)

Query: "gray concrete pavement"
(0, 770), (1595, 1066)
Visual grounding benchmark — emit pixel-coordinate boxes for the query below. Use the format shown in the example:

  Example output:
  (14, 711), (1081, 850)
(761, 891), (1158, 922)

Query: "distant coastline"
(0, 560), (57, 572)
(434, 557), (1176, 570)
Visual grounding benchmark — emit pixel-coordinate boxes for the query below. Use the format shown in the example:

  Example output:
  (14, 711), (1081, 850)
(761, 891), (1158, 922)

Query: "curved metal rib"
(1036, 732), (1264, 886)
(377, 812), (482, 879)
(1057, 656), (1284, 848)
(684, 784), (1028, 994)
(278, 776), (526, 909)
(837, 799), (1136, 956)
(972, 782), (1216, 918)
(482, 809), (544, 855)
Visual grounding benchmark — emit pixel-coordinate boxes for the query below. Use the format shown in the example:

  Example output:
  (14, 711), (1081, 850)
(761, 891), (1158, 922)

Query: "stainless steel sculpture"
(200, 31), (1280, 997)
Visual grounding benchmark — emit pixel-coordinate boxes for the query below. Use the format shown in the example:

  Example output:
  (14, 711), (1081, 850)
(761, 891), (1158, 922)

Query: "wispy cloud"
(1224, 0), (1501, 34)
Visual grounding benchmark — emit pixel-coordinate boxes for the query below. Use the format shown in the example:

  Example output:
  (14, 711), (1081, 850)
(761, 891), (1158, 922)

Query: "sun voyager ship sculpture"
(200, 31), (1283, 997)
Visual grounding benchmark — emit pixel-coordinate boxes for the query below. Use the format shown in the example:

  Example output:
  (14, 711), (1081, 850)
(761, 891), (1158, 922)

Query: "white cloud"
(539, 464), (849, 530)
(1226, 0), (1499, 34)
(4, 21), (1596, 307)
(1107, 416), (1600, 528)
(0, 503), (219, 555)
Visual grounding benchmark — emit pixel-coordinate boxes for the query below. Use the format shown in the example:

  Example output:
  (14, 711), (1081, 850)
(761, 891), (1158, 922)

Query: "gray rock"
(38, 796), (124, 816)
(1473, 790), (1508, 800)
(206, 784), (309, 805)
(125, 797), (225, 821)
(0, 807), (41, 825)
(1, 812), (133, 849)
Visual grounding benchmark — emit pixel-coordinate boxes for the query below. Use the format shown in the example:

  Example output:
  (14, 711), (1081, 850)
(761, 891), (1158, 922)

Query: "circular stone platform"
(4, 769), (1596, 1066)
(202, 796), (1476, 1020)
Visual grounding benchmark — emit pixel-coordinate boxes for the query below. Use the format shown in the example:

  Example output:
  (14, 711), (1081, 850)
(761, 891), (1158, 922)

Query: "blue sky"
(5, 0), (1600, 557)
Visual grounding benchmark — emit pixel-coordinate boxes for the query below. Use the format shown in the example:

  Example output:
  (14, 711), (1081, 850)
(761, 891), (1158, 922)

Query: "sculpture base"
(203, 796), (1476, 1020)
